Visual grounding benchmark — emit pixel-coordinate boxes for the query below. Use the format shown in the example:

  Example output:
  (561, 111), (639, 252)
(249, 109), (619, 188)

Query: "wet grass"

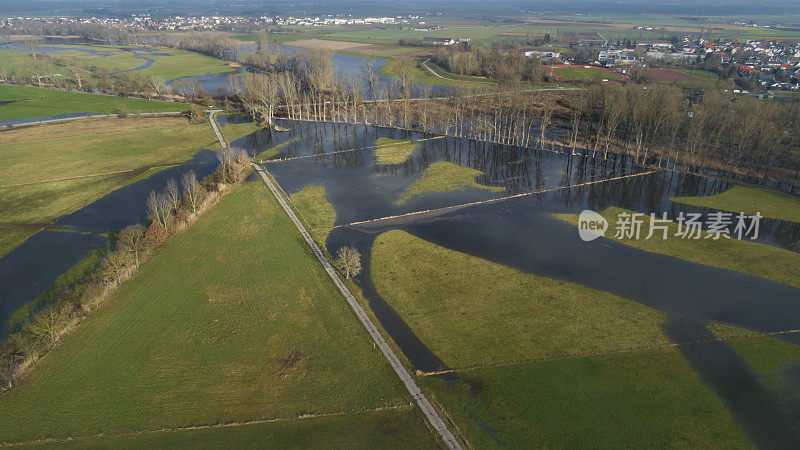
(371, 230), (669, 368)
(420, 347), (750, 448)
(374, 137), (418, 165)
(672, 185), (800, 223)
(555, 207), (800, 289)
(0, 85), (189, 122)
(0, 182), (432, 446)
(290, 185), (336, 243)
(397, 161), (504, 204)
(0, 117), (218, 257)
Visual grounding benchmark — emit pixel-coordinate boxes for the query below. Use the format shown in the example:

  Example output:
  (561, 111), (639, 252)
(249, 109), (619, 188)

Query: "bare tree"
(181, 170), (202, 213)
(334, 247), (362, 279)
(118, 224), (148, 266)
(165, 178), (181, 211)
(29, 309), (64, 346)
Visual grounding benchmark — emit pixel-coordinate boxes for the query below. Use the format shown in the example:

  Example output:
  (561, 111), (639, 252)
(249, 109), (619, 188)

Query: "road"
(205, 110), (462, 448)
(250, 164), (462, 449)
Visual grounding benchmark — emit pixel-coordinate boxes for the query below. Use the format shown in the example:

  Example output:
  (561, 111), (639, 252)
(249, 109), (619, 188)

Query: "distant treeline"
(430, 42), (553, 83)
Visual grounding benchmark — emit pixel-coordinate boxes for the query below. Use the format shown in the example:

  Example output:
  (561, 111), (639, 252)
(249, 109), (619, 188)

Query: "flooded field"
(239, 118), (800, 446)
(0, 150), (219, 331)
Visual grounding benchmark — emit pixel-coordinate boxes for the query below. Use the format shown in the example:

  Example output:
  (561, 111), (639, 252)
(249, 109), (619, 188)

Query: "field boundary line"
(0, 111), (185, 129)
(0, 165), (181, 188)
(252, 163), (462, 450)
(335, 170), (658, 229)
(423, 327), (800, 377)
(0, 404), (414, 447)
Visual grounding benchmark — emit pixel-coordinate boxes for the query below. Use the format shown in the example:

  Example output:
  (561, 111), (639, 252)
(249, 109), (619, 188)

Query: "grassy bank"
(555, 207), (800, 289)
(374, 137), (418, 164)
(0, 84), (189, 122)
(371, 230), (668, 368)
(0, 181), (434, 446)
(398, 161), (504, 204)
(672, 185), (800, 223)
(0, 116), (218, 257)
(290, 185), (336, 242)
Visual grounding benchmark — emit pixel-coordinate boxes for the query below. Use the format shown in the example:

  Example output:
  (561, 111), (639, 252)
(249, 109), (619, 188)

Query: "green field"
(549, 66), (627, 81)
(290, 185), (337, 243)
(0, 84), (189, 122)
(216, 114), (264, 145)
(369, 229), (748, 447)
(421, 347), (749, 448)
(555, 207), (800, 289)
(0, 181), (435, 447)
(672, 185), (800, 223)
(229, 32), (305, 43)
(372, 230), (668, 368)
(0, 117), (218, 257)
(3, 44), (235, 81)
(374, 137), (419, 164)
(397, 161), (504, 204)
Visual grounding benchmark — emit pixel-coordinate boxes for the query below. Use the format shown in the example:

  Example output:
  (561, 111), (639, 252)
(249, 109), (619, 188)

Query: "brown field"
(0, 116), (189, 145)
(287, 38), (393, 53)
(637, 68), (698, 82)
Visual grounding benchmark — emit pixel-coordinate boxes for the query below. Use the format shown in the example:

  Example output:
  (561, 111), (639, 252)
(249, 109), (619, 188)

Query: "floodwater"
(0, 150), (219, 332)
(247, 119), (800, 446)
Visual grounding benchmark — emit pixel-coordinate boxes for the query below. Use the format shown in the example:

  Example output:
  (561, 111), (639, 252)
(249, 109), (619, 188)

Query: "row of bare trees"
(234, 70), (799, 189)
(0, 148), (254, 389)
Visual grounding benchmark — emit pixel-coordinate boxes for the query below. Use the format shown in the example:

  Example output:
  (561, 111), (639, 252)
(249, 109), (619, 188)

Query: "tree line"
(430, 41), (552, 83)
(0, 145), (253, 390)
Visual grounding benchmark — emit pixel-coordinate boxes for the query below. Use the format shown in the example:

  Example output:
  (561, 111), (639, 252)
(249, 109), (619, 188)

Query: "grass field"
(290, 185), (337, 243)
(672, 185), (800, 223)
(216, 114), (263, 145)
(0, 85), (189, 122)
(555, 207), (800, 289)
(549, 66), (627, 81)
(710, 324), (800, 377)
(397, 161), (504, 204)
(369, 229), (748, 447)
(374, 137), (419, 164)
(46, 407), (432, 448)
(229, 32), (305, 43)
(371, 230), (669, 368)
(0, 117), (218, 257)
(3, 44), (235, 81)
(0, 181), (435, 446)
(420, 347), (750, 448)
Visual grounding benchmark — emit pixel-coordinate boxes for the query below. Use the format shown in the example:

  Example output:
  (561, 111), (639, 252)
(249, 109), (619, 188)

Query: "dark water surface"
(252, 120), (800, 446)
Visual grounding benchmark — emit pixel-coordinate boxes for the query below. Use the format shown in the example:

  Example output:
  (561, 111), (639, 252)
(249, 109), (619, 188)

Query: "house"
(423, 37), (456, 46)
(525, 50), (561, 59)
(651, 42), (674, 51)
(598, 49), (637, 66)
